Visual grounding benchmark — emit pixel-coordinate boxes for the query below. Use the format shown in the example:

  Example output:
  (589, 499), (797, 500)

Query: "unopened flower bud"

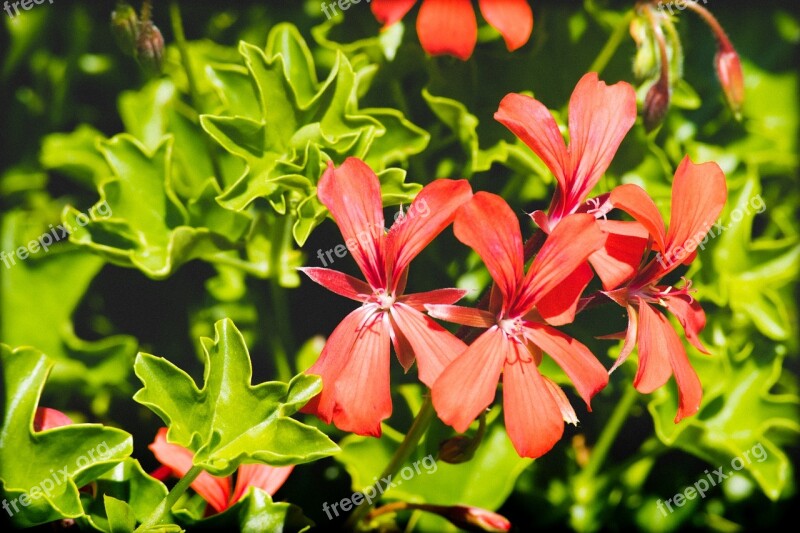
(715, 43), (744, 119)
(438, 435), (478, 464)
(442, 506), (511, 532)
(110, 2), (139, 56)
(136, 21), (164, 74)
(643, 75), (670, 132)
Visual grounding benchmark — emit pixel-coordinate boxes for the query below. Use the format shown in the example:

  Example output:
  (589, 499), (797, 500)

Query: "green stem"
(345, 396), (436, 529)
(169, 1), (223, 180)
(269, 278), (293, 382)
(581, 384), (638, 482)
(135, 464), (203, 531)
(588, 9), (635, 76)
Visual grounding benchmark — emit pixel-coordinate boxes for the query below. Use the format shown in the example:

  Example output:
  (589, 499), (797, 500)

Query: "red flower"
(149, 428), (293, 514)
(300, 158), (473, 436)
(429, 193), (609, 458)
(371, 0), (533, 60)
(603, 157), (727, 422)
(494, 73), (648, 327)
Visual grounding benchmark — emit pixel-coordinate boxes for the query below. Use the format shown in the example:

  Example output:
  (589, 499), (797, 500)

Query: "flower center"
(640, 277), (697, 307)
(369, 289), (396, 311)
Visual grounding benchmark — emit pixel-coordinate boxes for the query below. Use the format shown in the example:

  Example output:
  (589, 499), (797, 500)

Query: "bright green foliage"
(133, 318), (339, 476)
(201, 23), (428, 244)
(174, 487), (313, 533)
(0, 345), (133, 527)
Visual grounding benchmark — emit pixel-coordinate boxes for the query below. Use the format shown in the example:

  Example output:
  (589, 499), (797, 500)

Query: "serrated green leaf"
(133, 318), (338, 476)
(0, 345), (132, 527)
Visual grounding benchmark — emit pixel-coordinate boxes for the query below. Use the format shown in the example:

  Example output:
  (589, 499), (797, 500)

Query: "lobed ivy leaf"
(77, 458), (171, 533)
(133, 318), (339, 476)
(648, 332), (799, 500)
(65, 134), (251, 279)
(200, 23), (428, 245)
(0, 345), (132, 527)
(174, 487), (312, 533)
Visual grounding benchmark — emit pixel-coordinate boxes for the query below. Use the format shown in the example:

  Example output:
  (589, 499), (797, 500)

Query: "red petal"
(478, 0), (533, 51)
(301, 307), (374, 423)
(664, 157), (727, 264)
(495, 93), (569, 192)
(417, 0), (478, 60)
(317, 159), (386, 289)
(231, 464), (293, 503)
(331, 313), (392, 436)
(149, 428), (231, 513)
(371, 0), (418, 26)
(609, 303), (639, 374)
(514, 214), (605, 316)
(564, 73), (637, 208)
(502, 358), (565, 458)
(664, 293), (709, 354)
(535, 262), (593, 326)
(34, 407), (73, 431)
(425, 304), (496, 328)
(299, 267), (371, 301)
(398, 288), (468, 311)
(386, 179), (472, 289)
(454, 192), (524, 306)
(390, 303), (468, 386)
(609, 184), (667, 253)
(637, 300), (702, 421)
(589, 222), (649, 290)
(432, 327), (507, 433)
(542, 376), (579, 426)
(523, 323), (608, 408)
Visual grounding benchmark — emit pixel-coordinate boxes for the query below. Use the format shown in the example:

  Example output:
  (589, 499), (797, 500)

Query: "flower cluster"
(303, 72), (727, 458)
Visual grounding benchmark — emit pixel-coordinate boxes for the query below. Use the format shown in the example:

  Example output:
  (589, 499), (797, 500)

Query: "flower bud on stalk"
(136, 20), (165, 74)
(715, 41), (744, 119)
(110, 2), (139, 56)
(644, 74), (670, 132)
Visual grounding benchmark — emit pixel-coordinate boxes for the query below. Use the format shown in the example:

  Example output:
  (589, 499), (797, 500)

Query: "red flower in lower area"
(34, 407), (73, 431)
(428, 192), (609, 458)
(603, 157), (727, 422)
(371, 0), (533, 60)
(301, 158), (473, 437)
(149, 428), (292, 515)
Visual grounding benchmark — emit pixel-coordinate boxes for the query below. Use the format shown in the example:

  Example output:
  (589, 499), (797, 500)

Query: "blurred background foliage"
(1, 0), (798, 531)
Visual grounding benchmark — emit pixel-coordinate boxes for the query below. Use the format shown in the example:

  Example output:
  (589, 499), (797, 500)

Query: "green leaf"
(336, 386), (529, 532)
(648, 335), (799, 501)
(0, 209), (136, 404)
(103, 496), (136, 533)
(175, 487), (312, 533)
(0, 345), (132, 527)
(133, 318), (339, 476)
(65, 134), (250, 279)
(77, 458), (170, 533)
(40, 124), (111, 188)
(201, 23), (427, 245)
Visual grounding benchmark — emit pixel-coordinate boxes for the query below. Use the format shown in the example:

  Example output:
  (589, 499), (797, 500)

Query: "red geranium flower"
(371, 0), (533, 60)
(603, 157), (727, 422)
(149, 428), (293, 515)
(300, 158), (473, 436)
(494, 73), (647, 323)
(428, 192), (609, 458)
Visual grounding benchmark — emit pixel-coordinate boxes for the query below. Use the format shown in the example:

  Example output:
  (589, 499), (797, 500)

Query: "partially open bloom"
(149, 428), (293, 515)
(301, 158), (473, 436)
(603, 157), (727, 422)
(429, 192), (609, 458)
(495, 73), (648, 323)
(371, 0), (533, 60)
